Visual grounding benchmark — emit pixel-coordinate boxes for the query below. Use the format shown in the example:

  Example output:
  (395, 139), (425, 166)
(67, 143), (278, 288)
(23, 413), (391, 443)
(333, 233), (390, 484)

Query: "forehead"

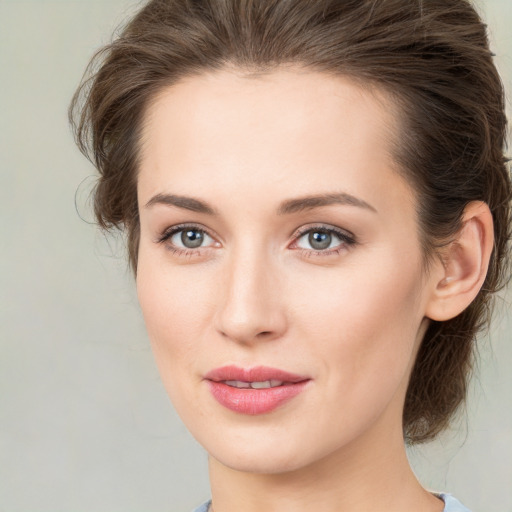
(138, 67), (413, 218)
(141, 67), (399, 156)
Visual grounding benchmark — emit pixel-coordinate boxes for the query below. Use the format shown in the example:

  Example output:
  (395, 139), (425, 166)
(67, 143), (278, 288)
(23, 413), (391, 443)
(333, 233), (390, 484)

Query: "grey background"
(0, 0), (510, 511)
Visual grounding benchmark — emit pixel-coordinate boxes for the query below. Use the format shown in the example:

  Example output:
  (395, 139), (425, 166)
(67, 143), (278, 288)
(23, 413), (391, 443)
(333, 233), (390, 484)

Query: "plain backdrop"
(0, 1), (511, 511)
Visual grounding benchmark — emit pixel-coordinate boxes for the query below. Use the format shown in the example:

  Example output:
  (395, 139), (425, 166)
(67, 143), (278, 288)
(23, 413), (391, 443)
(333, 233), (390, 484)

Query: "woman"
(70, 0), (511, 510)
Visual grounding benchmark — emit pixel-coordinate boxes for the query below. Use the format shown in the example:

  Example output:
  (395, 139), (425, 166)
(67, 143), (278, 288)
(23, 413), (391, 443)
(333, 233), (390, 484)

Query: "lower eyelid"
(297, 246), (347, 258)
(157, 225), (354, 255)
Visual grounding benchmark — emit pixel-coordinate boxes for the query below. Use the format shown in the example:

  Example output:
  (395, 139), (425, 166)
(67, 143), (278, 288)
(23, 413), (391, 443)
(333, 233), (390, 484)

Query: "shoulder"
(191, 500), (211, 512)
(437, 493), (472, 512)
(192, 496), (471, 512)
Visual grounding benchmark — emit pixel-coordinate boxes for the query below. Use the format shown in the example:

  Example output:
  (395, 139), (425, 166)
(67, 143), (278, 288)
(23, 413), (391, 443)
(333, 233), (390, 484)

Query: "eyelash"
(156, 224), (215, 259)
(156, 223), (357, 258)
(292, 225), (357, 258)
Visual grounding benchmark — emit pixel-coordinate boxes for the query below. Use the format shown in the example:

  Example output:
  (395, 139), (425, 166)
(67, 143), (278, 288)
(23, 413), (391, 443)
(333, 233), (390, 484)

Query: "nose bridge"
(215, 238), (286, 344)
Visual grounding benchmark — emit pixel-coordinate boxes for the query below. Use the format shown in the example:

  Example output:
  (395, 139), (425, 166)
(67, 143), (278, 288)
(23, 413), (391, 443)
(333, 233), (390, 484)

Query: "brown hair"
(70, 0), (511, 443)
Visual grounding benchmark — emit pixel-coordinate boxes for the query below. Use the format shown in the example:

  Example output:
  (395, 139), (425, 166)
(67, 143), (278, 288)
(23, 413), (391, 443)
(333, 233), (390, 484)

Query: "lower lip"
(206, 381), (310, 415)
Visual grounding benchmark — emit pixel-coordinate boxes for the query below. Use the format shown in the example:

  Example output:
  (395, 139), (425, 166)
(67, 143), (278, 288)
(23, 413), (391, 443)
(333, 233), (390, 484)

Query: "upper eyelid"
(158, 222), (354, 249)
(157, 223), (217, 243)
(291, 224), (356, 242)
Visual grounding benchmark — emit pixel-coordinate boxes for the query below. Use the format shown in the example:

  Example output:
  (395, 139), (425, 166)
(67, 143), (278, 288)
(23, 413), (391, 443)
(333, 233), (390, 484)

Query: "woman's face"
(136, 68), (436, 473)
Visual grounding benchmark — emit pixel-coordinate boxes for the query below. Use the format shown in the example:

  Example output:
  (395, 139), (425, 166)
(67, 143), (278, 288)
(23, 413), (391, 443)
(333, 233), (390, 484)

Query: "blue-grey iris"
(182, 230), (204, 248)
(309, 231), (331, 250)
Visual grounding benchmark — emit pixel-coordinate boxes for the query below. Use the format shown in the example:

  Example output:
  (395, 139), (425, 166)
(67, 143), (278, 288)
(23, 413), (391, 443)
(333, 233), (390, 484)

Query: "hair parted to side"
(70, 0), (512, 444)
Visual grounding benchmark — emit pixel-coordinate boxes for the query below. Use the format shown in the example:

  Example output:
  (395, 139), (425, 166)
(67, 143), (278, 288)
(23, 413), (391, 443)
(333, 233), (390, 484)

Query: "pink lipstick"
(204, 365), (310, 415)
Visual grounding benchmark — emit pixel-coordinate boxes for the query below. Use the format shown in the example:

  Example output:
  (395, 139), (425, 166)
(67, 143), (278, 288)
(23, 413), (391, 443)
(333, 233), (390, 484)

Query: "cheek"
(135, 250), (213, 386)
(137, 270), (210, 434)
(295, 254), (424, 402)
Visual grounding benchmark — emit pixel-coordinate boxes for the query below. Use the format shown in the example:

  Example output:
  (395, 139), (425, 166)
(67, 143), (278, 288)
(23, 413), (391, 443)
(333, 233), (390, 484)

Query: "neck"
(207, 411), (443, 512)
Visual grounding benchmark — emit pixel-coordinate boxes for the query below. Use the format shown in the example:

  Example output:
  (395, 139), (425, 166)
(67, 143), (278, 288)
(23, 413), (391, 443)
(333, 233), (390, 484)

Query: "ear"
(425, 201), (494, 322)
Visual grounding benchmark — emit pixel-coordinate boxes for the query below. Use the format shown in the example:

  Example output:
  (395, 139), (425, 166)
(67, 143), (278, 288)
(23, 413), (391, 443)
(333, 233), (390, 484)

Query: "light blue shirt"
(192, 493), (471, 512)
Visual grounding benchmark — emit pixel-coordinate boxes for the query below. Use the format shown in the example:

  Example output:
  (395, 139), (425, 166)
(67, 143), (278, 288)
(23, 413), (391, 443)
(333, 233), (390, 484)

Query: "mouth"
(204, 365), (311, 415)
(223, 379), (289, 389)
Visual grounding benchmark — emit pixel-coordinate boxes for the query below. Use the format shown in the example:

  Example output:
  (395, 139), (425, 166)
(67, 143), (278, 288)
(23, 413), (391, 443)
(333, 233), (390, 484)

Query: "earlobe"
(425, 201), (494, 322)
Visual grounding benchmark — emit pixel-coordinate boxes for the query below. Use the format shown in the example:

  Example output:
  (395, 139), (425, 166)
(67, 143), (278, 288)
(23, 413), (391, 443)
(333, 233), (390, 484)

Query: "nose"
(214, 245), (288, 345)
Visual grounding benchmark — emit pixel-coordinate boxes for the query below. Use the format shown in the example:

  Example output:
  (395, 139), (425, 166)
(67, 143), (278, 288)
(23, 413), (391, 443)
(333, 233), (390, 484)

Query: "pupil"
(181, 230), (204, 248)
(309, 231), (331, 250)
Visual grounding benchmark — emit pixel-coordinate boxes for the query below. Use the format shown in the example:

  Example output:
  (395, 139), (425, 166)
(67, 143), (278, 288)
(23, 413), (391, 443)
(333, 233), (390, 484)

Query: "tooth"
(225, 380), (250, 388)
(250, 381), (271, 389)
(224, 380), (285, 389)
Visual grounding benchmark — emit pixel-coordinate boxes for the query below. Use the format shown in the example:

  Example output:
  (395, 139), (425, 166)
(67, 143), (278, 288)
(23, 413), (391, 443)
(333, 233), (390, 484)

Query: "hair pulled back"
(70, 0), (512, 443)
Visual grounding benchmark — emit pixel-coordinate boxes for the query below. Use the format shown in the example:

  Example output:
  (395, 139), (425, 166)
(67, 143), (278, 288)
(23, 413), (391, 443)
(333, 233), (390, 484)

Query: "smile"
(224, 380), (286, 389)
(204, 366), (311, 415)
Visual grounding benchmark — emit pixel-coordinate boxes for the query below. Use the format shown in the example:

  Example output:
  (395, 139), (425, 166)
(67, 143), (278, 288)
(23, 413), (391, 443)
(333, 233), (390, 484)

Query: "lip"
(204, 365), (311, 415)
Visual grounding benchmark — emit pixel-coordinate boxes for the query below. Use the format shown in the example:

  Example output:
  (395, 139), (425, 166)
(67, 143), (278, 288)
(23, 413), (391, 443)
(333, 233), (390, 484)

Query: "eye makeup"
(155, 222), (357, 259)
(155, 223), (219, 258)
(290, 224), (357, 258)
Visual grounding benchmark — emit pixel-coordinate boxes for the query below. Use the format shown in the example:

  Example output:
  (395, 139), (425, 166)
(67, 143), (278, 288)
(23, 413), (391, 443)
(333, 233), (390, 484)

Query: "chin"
(199, 423), (340, 476)
(212, 446), (310, 475)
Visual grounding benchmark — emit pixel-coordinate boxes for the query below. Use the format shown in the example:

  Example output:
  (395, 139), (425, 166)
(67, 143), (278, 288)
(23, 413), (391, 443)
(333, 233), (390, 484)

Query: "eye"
(172, 228), (213, 249)
(293, 226), (356, 254)
(157, 224), (218, 253)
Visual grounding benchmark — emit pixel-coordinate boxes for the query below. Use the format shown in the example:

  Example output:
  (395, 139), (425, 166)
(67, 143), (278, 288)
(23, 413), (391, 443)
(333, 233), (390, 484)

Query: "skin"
(135, 68), (491, 512)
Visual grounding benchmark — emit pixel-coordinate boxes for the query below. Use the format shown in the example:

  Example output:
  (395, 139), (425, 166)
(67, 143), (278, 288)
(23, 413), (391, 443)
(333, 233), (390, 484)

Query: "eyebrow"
(277, 192), (377, 215)
(144, 193), (218, 215)
(144, 191), (377, 215)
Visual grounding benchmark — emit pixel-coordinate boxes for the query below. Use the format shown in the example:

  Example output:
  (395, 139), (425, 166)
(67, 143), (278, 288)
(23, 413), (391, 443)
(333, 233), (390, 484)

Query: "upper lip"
(204, 365), (309, 383)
